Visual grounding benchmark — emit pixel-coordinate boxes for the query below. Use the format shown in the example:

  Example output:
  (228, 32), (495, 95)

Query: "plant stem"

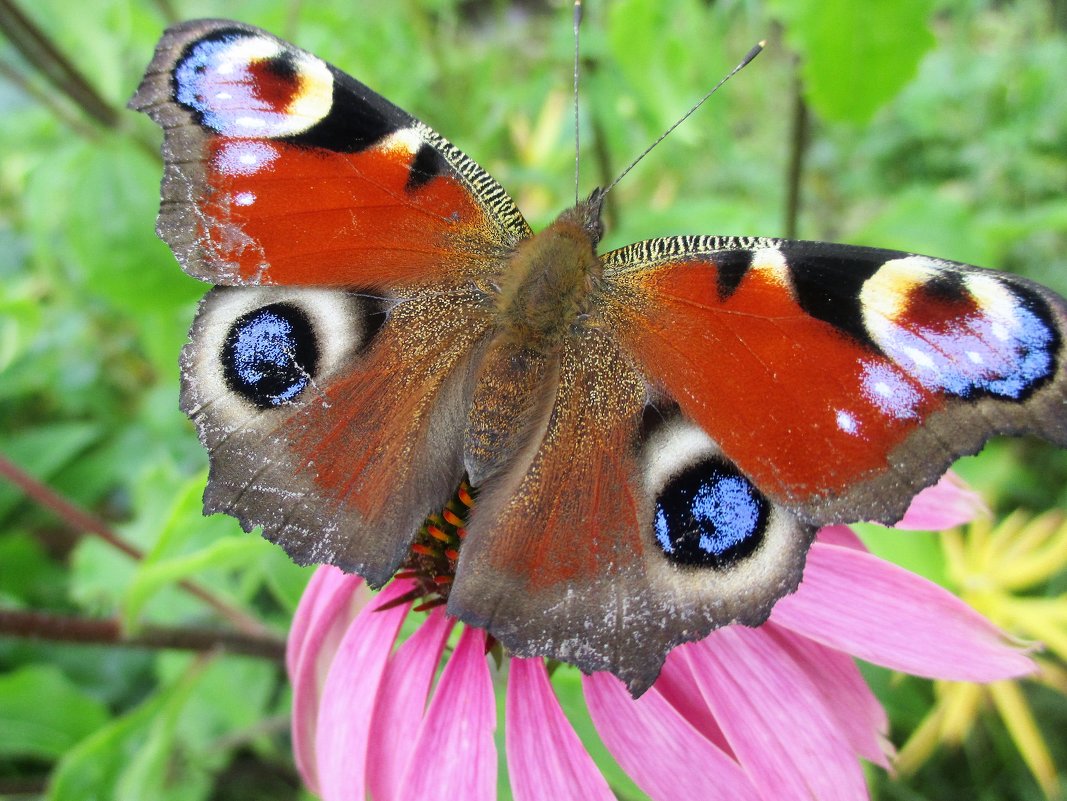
(0, 0), (118, 129)
(0, 0), (160, 159)
(0, 608), (286, 662)
(0, 454), (271, 637)
(783, 60), (809, 239)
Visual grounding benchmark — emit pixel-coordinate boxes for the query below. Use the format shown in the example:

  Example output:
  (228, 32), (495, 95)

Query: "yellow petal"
(942, 528), (970, 585)
(895, 705), (947, 776)
(939, 681), (983, 743)
(994, 514), (1067, 589)
(989, 680), (1060, 799)
(1004, 604), (1067, 663)
(1034, 657), (1067, 695)
(983, 511), (1027, 560)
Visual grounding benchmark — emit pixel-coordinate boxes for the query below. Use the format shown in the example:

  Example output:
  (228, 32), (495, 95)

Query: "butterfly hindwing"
(449, 328), (816, 693)
(602, 237), (1067, 525)
(181, 285), (495, 585)
(129, 19), (529, 290)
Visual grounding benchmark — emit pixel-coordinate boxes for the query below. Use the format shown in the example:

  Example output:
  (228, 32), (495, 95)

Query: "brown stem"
(151, 0), (179, 25)
(0, 0), (119, 129)
(0, 0), (160, 161)
(0, 453), (271, 637)
(0, 56), (100, 140)
(0, 608), (286, 662)
(0, 775), (47, 796)
(783, 59), (810, 239)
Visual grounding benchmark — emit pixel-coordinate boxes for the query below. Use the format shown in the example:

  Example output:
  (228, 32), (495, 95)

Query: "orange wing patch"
(608, 253), (944, 506)
(201, 138), (498, 287)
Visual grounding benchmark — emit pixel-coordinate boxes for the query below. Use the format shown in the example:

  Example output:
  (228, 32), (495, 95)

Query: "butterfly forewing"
(129, 19), (529, 289)
(602, 237), (1067, 526)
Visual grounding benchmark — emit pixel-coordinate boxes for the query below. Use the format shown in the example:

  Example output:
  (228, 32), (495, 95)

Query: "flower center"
(392, 479), (475, 610)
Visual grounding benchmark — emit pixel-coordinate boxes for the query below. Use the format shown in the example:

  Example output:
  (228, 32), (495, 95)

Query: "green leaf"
(770, 0), (937, 123)
(47, 656), (210, 801)
(0, 665), (110, 760)
(118, 466), (267, 625)
(0, 531), (67, 607)
(0, 292), (42, 379)
(123, 535), (271, 627)
(68, 537), (137, 616)
(851, 187), (993, 266)
(25, 141), (203, 315)
(605, 0), (726, 137)
(259, 548), (315, 614)
(156, 653), (276, 756)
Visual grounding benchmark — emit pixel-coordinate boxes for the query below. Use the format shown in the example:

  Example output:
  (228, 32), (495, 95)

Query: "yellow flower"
(897, 510), (1067, 798)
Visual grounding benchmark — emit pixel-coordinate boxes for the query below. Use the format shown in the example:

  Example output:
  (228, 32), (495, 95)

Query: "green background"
(1, 0), (1066, 798)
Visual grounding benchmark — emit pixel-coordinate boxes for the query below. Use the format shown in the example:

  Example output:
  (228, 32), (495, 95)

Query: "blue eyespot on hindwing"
(653, 457), (768, 568)
(222, 303), (319, 408)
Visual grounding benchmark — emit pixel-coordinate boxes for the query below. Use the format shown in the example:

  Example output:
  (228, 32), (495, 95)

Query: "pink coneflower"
(286, 475), (1034, 800)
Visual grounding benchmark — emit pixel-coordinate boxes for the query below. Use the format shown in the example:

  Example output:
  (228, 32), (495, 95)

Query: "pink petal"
(403, 626), (497, 801)
(772, 542), (1035, 681)
(367, 608), (454, 801)
(286, 566), (330, 677)
(893, 471), (986, 530)
(653, 652), (732, 755)
(762, 622), (893, 767)
(507, 659), (615, 801)
(583, 671), (760, 801)
(288, 567), (370, 793)
(680, 627), (869, 801)
(816, 525), (868, 550)
(315, 580), (413, 801)
(288, 566), (362, 678)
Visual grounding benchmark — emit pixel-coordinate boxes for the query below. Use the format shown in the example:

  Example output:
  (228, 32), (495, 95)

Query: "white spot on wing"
(750, 247), (791, 288)
(215, 142), (279, 176)
(903, 345), (937, 371)
(835, 410), (859, 435)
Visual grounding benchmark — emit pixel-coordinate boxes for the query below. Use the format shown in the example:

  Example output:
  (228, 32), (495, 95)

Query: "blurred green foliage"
(1, 0), (1065, 799)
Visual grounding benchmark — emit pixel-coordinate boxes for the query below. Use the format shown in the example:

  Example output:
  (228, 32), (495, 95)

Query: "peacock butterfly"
(130, 19), (1067, 694)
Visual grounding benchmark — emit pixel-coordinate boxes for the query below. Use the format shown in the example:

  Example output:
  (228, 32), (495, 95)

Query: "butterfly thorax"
(493, 195), (605, 352)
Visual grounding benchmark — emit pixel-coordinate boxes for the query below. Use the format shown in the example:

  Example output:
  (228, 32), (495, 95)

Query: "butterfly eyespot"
(653, 458), (768, 568)
(222, 303), (319, 409)
(861, 258), (1059, 400)
(174, 30), (332, 137)
(641, 417), (772, 569)
(185, 288), (385, 426)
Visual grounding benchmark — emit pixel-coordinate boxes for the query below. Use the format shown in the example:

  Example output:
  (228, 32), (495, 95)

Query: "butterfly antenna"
(573, 0), (583, 205)
(602, 40), (765, 198)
